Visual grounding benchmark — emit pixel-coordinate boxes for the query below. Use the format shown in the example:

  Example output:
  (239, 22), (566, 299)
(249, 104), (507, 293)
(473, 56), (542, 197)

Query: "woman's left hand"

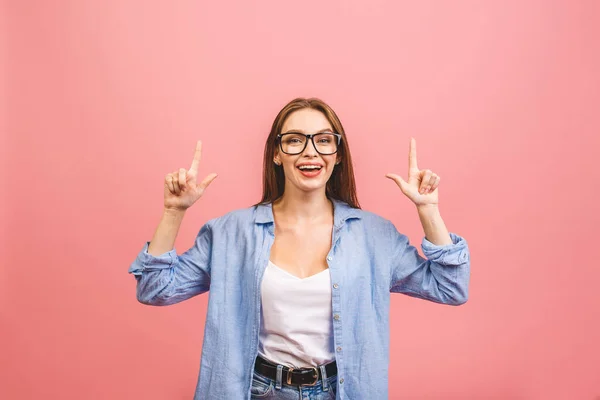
(386, 138), (440, 207)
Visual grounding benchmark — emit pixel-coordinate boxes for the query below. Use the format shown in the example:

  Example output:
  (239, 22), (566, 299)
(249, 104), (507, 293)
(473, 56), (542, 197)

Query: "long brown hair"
(257, 97), (360, 208)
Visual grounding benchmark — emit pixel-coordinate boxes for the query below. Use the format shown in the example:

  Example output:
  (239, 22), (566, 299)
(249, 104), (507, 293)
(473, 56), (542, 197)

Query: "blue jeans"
(250, 367), (338, 400)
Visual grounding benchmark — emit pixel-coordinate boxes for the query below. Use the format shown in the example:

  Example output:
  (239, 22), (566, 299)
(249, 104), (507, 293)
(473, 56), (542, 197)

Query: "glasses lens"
(280, 134), (307, 154)
(313, 133), (338, 155)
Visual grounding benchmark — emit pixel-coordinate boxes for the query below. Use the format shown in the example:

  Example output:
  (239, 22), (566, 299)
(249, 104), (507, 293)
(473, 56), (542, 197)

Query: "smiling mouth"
(296, 165), (323, 177)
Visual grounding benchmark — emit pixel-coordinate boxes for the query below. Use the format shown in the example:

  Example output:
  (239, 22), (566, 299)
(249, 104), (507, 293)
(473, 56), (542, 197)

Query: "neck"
(273, 188), (333, 223)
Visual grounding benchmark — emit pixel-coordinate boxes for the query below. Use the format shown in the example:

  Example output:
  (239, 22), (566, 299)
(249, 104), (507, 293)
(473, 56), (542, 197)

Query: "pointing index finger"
(189, 140), (202, 174)
(408, 137), (419, 172)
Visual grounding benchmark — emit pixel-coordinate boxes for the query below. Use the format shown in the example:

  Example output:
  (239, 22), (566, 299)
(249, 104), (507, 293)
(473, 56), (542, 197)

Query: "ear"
(274, 149), (281, 166)
(336, 156), (342, 165)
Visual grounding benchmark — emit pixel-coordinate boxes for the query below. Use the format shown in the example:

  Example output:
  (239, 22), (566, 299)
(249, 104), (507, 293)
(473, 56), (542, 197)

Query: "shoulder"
(331, 199), (394, 230)
(357, 209), (391, 225)
(350, 207), (395, 230)
(339, 206), (397, 243)
(204, 204), (261, 229)
(350, 209), (407, 252)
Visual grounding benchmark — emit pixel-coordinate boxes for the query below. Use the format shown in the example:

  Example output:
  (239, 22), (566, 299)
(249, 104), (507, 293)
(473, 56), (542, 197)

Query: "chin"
(299, 184), (326, 193)
(285, 167), (333, 192)
(295, 177), (331, 192)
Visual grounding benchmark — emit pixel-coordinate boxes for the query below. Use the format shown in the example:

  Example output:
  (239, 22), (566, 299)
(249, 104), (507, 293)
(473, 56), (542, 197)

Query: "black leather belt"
(254, 355), (337, 386)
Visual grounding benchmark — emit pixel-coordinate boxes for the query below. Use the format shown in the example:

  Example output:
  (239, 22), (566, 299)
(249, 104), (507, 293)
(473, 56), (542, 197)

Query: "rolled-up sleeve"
(128, 223), (213, 306)
(388, 223), (470, 306)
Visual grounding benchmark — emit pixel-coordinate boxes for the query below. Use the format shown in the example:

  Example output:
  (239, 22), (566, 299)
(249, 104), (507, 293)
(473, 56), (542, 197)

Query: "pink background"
(3, 1), (599, 399)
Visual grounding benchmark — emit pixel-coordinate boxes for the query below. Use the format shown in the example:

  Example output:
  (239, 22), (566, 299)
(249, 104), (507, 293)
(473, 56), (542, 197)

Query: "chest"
(269, 223), (333, 279)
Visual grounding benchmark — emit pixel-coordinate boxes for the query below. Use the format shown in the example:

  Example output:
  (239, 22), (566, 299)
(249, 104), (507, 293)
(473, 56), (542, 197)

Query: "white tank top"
(258, 260), (335, 368)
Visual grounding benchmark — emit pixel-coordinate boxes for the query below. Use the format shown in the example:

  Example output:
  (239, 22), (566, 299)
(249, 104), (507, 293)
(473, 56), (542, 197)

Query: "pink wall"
(3, 1), (599, 399)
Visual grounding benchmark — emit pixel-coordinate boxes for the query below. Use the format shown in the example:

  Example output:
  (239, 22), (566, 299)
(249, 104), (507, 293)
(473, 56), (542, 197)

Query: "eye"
(282, 134), (305, 145)
(317, 133), (335, 143)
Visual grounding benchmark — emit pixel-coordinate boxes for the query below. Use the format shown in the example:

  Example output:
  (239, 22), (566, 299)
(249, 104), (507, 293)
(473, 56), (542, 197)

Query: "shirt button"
(336, 346), (342, 352)
(339, 378), (344, 384)
(333, 283), (339, 289)
(327, 256), (332, 261)
(333, 314), (340, 320)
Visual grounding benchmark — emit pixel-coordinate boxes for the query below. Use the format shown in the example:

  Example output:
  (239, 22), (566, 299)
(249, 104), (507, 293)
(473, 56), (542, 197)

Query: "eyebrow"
(281, 128), (334, 134)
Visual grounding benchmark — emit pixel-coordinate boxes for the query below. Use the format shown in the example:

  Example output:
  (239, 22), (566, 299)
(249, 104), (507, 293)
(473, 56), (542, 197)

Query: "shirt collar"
(254, 198), (361, 227)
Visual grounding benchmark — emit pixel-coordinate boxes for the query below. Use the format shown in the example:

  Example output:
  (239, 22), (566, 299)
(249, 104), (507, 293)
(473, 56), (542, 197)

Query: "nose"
(302, 136), (318, 157)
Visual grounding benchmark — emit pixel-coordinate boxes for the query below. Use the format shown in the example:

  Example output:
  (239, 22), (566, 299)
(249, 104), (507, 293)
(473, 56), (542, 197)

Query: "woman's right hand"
(163, 140), (218, 211)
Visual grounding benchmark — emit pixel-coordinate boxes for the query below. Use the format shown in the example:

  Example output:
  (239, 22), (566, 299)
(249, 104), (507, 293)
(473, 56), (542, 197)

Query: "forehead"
(282, 108), (333, 133)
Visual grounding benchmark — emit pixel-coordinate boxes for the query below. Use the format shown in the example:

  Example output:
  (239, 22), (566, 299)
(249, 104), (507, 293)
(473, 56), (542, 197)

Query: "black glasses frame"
(276, 132), (342, 155)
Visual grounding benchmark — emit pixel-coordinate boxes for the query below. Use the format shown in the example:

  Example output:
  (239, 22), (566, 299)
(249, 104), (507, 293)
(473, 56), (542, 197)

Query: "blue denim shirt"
(128, 199), (470, 399)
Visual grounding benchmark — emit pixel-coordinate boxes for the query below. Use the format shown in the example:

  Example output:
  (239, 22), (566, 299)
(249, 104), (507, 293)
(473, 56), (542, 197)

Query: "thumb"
(385, 173), (408, 193)
(198, 173), (218, 190)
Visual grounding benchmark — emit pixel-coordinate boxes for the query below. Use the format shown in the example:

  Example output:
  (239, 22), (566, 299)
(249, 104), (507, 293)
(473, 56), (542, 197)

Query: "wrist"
(416, 204), (439, 214)
(163, 207), (187, 218)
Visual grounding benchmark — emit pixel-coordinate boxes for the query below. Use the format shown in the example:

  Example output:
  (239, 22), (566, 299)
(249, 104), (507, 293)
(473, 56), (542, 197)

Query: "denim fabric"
(250, 369), (338, 400)
(128, 199), (471, 399)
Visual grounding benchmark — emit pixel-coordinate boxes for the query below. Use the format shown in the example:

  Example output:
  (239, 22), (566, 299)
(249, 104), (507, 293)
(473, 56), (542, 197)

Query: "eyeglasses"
(277, 132), (342, 155)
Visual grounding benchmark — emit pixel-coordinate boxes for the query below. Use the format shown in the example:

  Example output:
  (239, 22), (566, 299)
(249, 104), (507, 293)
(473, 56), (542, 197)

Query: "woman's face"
(274, 108), (341, 195)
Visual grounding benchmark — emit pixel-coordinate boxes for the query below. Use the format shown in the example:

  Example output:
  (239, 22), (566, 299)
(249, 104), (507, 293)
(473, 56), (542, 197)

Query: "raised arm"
(128, 140), (218, 306)
(385, 138), (470, 305)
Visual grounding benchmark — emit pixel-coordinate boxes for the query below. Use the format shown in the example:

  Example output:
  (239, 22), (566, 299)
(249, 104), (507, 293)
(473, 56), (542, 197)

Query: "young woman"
(128, 98), (471, 400)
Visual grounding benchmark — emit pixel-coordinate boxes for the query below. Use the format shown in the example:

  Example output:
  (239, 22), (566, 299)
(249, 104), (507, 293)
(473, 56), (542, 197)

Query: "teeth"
(298, 165), (321, 170)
